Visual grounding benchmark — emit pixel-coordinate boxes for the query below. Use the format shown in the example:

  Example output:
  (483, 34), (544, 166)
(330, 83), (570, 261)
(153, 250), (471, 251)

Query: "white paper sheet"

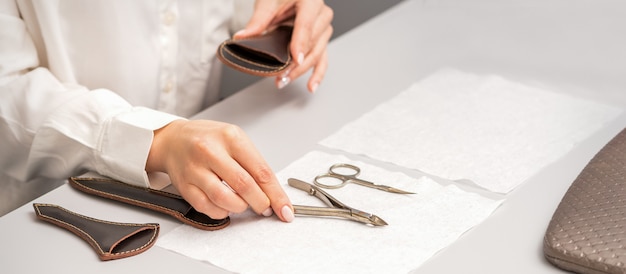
(157, 151), (502, 274)
(320, 70), (623, 193)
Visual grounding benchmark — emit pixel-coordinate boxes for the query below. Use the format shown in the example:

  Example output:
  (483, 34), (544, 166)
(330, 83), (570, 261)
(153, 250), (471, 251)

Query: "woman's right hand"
(145, 119), (294, 222)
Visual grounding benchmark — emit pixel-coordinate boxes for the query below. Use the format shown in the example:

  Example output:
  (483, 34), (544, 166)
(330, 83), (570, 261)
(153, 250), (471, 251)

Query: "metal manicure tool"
(288, 178), (388, 226)
(314, 163), (415, 194)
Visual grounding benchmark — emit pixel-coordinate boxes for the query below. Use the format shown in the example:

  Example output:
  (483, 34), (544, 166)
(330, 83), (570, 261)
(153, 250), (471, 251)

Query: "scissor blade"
(384, 186), (416, 194)
(352, 179), (416, 194)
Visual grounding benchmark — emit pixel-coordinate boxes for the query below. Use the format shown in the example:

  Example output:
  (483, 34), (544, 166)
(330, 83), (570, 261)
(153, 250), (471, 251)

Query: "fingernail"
(280, 68), (291, 78)
(262, 207), (273, 217)
(233, 29), (247, 36)
(297, 52), (304, 65)
(277, 76), (290, 89)
(281, 205), (294, 223)
(310, 82), (319, 93)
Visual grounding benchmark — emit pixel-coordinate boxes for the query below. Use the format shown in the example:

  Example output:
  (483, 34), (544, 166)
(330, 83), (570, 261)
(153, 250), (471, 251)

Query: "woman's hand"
(146, 119), (294, 222)
(235, 0), (334, 93)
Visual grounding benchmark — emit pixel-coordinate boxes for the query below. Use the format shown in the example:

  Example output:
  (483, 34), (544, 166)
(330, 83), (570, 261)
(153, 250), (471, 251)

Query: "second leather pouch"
(34, 203), (159, 261)
(217, 25), (293, 77)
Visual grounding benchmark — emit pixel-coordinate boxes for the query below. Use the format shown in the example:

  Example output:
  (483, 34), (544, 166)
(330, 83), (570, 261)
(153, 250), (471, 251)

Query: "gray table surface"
(2, 0), (625, 273)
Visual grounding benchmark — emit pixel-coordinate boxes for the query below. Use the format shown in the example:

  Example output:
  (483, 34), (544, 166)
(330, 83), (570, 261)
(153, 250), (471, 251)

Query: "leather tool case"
(34, 203), (159, 260)
(543, 128), (626, 273)
(217, 25), (293, 77)
(69, 177), (230, 231)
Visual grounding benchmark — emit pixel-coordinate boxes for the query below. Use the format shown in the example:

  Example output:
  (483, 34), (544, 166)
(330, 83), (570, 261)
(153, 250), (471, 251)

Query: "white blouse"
(0, 0), (251, 215)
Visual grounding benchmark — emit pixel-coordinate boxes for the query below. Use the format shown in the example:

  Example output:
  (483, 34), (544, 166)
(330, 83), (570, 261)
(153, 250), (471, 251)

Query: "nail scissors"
(288, 178), (388, 226)
(314, 163), (415, 194)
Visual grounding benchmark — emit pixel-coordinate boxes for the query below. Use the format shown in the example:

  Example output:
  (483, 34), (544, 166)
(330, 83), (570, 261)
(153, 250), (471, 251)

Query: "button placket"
(158, 0), (179, 113)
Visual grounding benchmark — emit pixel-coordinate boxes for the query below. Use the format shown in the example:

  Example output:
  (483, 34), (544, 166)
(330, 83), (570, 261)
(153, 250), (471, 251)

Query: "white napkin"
(157, 151), (502, 274)
(320, 70), (623, 193)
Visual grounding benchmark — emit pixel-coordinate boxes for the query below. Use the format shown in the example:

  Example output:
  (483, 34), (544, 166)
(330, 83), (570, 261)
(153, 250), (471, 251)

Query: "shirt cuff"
(98, 106), (182, 188)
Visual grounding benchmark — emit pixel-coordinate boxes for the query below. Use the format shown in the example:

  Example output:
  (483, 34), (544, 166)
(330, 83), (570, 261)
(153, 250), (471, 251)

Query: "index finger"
(230, 137), (294, 222)
(242, 160), (294, 222)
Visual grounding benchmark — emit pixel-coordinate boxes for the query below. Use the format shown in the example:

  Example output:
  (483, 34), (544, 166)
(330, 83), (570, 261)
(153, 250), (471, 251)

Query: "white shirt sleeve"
(0, 1), (181, 187)
(1, 69), (182, 188)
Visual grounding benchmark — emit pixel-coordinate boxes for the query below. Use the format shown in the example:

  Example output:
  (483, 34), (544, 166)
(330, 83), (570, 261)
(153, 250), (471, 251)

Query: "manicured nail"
(278, 76), (290, 89)
(280, 68), (291, 78)
(281, 205), (294, 222)
(297, 52), (304, 65)
(234, 29), (247, 37)
(262, 207), (273, 217)
(310, 82), (319, 93)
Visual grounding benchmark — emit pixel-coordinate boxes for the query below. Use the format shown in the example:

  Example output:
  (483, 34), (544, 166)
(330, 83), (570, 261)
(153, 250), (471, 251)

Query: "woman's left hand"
(235, 0), (334, 93)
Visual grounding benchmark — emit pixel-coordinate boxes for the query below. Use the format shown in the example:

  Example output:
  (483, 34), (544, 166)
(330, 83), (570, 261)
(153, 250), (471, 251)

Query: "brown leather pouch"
(217, 25), (293, 76)
(68, 177), (230, 231)
(543, 128), (626, 273)
(33, 203), (159, 261)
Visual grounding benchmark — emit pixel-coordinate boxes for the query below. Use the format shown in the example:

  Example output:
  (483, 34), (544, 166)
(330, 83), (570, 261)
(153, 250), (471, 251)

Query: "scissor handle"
(328, 163), (360, 177)
(314, 163), (361, 189)
(314, 173), (349, 189)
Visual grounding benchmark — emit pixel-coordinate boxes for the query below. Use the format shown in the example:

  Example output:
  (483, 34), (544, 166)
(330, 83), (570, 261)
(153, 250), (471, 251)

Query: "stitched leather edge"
(103, 226), (159, 260)
(33, 203), (159, 261)
(217, 42), (289, 77)
(68, 177), (230, 231)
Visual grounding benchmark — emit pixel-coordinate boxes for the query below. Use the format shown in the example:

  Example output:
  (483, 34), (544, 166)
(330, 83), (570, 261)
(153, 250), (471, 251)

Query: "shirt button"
(163, 12), (176, 26)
